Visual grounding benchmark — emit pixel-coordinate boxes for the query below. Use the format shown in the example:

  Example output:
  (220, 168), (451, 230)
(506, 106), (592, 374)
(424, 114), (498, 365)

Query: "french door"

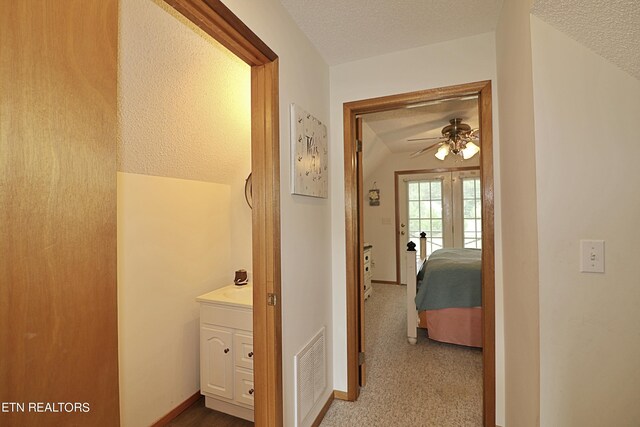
(453, 170), (482, 249)
(397, 169), (480, 284)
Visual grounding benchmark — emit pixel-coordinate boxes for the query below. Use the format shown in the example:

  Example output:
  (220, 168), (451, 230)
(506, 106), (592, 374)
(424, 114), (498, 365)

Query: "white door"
(201, 325), (233, 399)
(397, 172), (453, 285)
(452, 170), (482, 249)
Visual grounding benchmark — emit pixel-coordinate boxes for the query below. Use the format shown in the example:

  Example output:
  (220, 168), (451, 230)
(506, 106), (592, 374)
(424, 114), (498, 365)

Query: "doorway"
(163, 1), (283, 425)
(343, 81), (495, 426)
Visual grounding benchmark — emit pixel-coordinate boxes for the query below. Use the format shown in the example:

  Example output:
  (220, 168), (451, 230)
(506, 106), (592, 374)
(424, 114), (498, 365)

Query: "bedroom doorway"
(342, 81), (495, 426)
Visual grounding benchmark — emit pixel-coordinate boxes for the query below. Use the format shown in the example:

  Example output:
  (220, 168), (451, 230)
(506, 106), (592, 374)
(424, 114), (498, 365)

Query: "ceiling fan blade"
(407, 136), (446, 142)
(409, 142), (441, 158)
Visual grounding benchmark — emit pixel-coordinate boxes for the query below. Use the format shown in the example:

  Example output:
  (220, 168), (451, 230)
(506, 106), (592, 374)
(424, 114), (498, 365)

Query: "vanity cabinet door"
(201, 325), (233, 399)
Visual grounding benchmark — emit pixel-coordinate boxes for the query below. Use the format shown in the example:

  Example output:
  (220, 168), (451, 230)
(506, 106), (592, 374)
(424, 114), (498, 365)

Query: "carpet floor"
(320, 283), (482, 427)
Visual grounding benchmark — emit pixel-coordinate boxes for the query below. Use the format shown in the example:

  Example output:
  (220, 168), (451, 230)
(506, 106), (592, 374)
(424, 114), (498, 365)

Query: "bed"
(406, 242), (482, 348)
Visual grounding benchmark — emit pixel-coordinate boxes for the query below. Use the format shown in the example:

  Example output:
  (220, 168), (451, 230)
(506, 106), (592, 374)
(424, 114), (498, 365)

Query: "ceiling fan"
(408, 118), (480, 160)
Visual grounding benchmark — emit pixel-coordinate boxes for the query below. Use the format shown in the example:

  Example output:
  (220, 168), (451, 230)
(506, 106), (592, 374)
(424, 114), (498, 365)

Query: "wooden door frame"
(343, 81), (495, 426)
(163, 1), (282, 425)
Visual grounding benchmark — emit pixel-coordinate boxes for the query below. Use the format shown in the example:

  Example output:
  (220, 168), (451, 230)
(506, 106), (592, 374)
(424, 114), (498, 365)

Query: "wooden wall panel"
(0, 1), (119, 425)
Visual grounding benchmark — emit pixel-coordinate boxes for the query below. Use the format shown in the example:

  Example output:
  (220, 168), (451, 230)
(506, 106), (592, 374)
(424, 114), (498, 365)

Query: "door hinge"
(356, 139), (363, 153)
(358, 351), (365, 366)
(267, 293), (278, 306)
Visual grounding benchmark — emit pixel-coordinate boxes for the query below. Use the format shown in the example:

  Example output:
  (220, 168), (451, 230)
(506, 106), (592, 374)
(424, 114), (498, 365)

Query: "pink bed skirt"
(418, 307), (482, 348)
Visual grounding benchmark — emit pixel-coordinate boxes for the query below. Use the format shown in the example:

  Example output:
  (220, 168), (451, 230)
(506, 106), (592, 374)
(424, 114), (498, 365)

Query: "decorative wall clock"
(290, 103), (328, 198)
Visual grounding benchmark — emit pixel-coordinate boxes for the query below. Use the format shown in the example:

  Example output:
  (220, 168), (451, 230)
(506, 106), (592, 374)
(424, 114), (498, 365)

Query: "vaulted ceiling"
(278, 0), (640, 81)
(532, 0), (640, 81)
(278, 0), (639, 178)
(278, 0), (504, 65)
(363, 97), (479, 155)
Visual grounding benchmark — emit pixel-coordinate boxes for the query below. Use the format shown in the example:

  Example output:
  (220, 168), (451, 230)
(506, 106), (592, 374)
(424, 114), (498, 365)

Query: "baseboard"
(310, 393), (334, 427)
(333, 390), (349, 401)
(371, 280), (397, 285)
(150, 391), (201, 427)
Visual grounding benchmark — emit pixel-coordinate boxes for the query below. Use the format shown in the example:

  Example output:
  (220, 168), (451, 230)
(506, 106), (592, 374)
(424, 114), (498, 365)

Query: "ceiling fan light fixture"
(461, 141), (480, 159)
(411, 118), (478, 161)
(435, 144), (450, 160)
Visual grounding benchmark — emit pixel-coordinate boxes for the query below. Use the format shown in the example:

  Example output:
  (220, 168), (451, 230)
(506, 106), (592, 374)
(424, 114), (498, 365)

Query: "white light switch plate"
(580, 240), (605, 273)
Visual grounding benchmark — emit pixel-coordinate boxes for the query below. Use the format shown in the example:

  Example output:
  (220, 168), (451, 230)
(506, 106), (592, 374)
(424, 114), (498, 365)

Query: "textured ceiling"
(120, 0), (251, 184)
(363, 97), (479, 154)
(279, 0), (639, 79)
(532, 0), (640, 80)
(278, 0), (504, 65)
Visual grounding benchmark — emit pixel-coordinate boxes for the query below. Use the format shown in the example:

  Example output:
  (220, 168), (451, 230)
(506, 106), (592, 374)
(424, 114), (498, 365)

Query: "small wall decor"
(291, 103), (328, 198)
(368, 182), (380, 206)
(244, 173), (252, 209)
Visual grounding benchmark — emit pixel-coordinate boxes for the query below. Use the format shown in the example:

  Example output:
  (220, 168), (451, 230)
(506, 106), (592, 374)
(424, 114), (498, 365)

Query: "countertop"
(196, 282), (253, 308)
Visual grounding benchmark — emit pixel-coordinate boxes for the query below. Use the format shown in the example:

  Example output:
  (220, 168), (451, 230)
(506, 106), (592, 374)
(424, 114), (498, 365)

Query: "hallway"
(321, 283), (482, 426)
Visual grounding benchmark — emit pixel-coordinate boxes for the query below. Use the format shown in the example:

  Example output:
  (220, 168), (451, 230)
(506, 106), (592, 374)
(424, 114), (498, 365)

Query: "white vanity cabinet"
(197, 285), (254, 422)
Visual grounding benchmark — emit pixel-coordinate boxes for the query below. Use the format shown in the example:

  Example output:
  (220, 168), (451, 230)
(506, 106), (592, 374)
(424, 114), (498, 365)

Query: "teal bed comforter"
(415, 248), (482, 311)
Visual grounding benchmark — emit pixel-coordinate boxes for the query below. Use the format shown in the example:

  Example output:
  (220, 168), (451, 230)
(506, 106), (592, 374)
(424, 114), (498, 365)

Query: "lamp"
(411, 119), (480, 161)
(461, 141), (480, 159)
(435, 139), (479, 161)
(435, 144), (450, 160)
(431, 119), (480, 161)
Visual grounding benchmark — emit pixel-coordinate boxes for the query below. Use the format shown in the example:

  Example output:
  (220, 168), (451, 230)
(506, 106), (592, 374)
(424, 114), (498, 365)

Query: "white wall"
(119, 0), (253, 275)
(329, 31), (505, 424)
(209, 1), (333, 426)
(531, 16), (640, 427)
(118, 173), (233, 426)
(361, 121), (392, 181)
(494, 1), (540, 425)
(362, 138), (479, 282)
(118, 0), (252, 424)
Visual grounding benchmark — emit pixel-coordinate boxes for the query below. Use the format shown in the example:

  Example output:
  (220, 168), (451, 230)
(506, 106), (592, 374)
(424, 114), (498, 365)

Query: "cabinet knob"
(248, 388), (254, 395)
(224, 348), (230, 354)
(248, 351), (253, 358)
